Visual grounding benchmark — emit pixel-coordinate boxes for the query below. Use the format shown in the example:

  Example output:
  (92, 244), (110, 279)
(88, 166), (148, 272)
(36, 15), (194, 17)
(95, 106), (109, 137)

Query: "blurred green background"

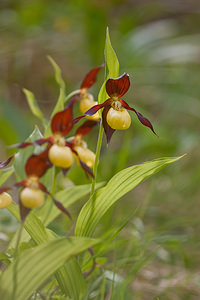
(1, 0), (200, 299)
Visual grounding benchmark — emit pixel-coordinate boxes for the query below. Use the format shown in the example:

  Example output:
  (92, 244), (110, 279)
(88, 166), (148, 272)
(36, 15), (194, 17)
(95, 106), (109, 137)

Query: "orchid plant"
(0, 29), (182, 300)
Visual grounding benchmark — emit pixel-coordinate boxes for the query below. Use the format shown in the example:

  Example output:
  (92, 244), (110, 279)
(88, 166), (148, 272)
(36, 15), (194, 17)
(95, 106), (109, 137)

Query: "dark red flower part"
(102, 105), (115, 144)
(78, 158), (94, 179)
(11, 137), (53, 150)
(75, 73), (157, 143)
(81, 65), (104, 90)
(75, 120), (98, 138)
(38, 182), (72, 220)
(25, 146), (52, 178)
(0, 187), (12, 194)
(119, 99), (157, 136)
(19, 201), (31, 222)
(106, 73), (130, 98)
(0, 155), (15, 168)
(68, 145), (95, 179)
(51, 104), (73, 136)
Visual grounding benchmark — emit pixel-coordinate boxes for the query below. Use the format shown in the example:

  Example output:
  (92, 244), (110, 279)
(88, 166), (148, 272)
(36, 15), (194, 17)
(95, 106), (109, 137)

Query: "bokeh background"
(0, 0), (200, 299)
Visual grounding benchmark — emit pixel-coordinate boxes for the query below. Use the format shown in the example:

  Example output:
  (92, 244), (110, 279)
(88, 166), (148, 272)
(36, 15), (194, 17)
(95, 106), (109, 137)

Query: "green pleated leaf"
(98, 28), (119, 104)
(75, 156), (184, 237)
(47, 56), (66, 93)
(8, 204), (87, 299)
(0, 167), (13, 186)
(0, 236), (99, 300)
(23, 88), (47, 126)
(13, 126), (43, 181)
(39, 182), (105, 226)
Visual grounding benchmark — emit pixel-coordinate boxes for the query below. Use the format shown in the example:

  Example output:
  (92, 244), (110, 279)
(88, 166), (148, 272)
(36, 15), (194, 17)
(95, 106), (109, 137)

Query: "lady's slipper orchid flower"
(75, 73), (157, 143)
(15, 104), (94, 178)
(0, 148), (71, 221)
(68, 120), (97, 170)
(69, 65), (103, 121)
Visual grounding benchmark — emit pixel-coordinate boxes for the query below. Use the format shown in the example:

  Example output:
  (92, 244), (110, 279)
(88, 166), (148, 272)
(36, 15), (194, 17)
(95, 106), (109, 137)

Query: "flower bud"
(74, 146), (96, 168)
(80, 93), (100, 121)
(106, 107), (131, 130)
(20, 187), (44, 208)
(48, 144), (74, 168)
(0, 192), (12, 209)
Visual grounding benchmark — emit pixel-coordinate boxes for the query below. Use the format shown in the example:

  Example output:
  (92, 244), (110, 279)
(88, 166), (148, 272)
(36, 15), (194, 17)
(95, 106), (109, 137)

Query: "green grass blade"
(0, 237), (98, 300)
(75, 156), (184, 237)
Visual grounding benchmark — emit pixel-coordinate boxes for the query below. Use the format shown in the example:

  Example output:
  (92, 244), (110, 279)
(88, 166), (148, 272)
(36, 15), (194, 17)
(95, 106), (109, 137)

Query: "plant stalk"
(90, 121), (104, 197)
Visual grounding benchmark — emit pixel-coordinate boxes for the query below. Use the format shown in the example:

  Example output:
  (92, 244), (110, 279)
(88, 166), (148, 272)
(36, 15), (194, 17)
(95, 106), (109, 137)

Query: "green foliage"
(0, 237), (98, 300)
(8, 204), (88, 299)
(0, 168), (13, 186)
(23, 88), (46, 125)
(47, 56), (66, 95)
(98, 28), (119, 104)
(39, 182), (104, 226)
(0, 20), (189, 299)
(75, 156), (183, 237)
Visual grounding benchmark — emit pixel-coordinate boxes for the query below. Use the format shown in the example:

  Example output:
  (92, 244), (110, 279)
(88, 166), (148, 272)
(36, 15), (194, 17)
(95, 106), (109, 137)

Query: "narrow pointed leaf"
(75, 156), (184, 237)
(0, 237), (99, 300)
(48, 56), (66, 93)
(23, 89), (46, 124)
(105, 27), (119, 79)
(98, 28), (119, 104)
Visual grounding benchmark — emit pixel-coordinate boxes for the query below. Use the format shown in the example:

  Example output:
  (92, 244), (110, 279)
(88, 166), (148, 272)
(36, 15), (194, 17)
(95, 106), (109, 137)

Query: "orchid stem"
(90, 121), (104, 197)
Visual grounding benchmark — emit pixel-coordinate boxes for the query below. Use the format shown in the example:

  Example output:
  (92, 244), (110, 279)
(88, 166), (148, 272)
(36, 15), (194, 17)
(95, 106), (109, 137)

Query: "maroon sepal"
(81, 65), (104, 90)
(106, 73), (130, 98)
(65, 94), (80, 109)
(38, 182), (72, 220)
(14, 180), (28, 188)
(120, 99), (157, 136)
(79, 158), (94, 179)
(10, 142), (33, 149)
(0, 155), (15, 168)
(75, 120), (97, 137)
(102, 106), (115, 144)
(34, 138), (53, 146)
(51, 106), (73, 136)
(0, 187), (12, 194)
(73, 99), (111, 125)
(19, 198), (31, 223)
(25, 146), (52, 178)
(84, 98), (112, 117)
